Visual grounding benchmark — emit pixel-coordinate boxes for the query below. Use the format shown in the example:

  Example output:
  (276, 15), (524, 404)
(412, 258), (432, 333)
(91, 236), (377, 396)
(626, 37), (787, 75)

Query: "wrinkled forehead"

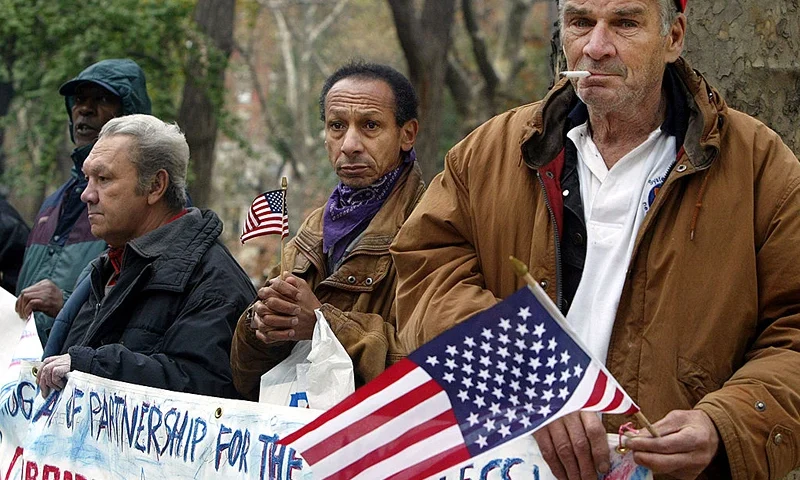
(559, 0), (662, 16)
(82, 135), (134, 173)
(325, 78), (396, 117)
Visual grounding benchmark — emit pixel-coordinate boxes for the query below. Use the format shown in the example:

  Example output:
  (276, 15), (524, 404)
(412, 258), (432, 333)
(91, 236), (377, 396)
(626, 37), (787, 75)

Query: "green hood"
(60, 58), (152, 143)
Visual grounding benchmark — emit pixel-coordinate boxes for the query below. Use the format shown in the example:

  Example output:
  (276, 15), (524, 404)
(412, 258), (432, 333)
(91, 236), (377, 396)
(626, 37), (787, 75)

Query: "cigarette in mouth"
(560, 71), (591, 78)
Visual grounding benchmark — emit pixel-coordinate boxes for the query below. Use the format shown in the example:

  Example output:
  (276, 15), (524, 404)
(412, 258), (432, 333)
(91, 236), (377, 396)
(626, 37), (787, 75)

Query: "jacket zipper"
(82, 264), (152, 345)
(537, 171), (563, 310)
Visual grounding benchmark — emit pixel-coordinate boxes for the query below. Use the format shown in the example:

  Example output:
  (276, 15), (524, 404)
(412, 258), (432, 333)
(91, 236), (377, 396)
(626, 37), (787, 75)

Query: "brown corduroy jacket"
(391, 58), (800, 479)
(231, 163), (425, 401)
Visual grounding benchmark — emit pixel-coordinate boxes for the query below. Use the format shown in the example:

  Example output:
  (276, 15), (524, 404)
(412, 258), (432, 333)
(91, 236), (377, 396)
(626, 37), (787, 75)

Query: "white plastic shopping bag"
(259, 309), (355, 410)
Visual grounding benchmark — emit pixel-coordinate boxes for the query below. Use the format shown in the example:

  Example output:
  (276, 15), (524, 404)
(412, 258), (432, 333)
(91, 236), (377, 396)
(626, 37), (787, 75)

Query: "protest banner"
(0, 364), (649, 479)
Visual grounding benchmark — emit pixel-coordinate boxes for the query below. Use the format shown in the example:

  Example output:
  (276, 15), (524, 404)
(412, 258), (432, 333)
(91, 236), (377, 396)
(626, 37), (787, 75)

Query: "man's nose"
(74, 99), (96, 116)
(583, 23), (616, 60)
(80, 181), (96, 204)
(340, 127), (363, 157)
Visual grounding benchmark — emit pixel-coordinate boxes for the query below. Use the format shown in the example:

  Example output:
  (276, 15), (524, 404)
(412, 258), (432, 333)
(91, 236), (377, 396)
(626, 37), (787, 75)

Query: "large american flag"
(279, 286), (640, 480)
(240, 189), (288, 244)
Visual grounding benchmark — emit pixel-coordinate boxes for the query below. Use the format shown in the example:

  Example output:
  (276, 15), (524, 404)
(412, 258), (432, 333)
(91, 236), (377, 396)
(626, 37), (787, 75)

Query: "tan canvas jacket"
(231, 163), (425, 401)
(391, 58), (800, 479)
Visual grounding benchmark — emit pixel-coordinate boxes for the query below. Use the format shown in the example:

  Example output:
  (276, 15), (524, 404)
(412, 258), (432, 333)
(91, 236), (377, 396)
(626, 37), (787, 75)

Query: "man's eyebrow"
(613, 6), (646, 16)
(563, 5), (590, 16)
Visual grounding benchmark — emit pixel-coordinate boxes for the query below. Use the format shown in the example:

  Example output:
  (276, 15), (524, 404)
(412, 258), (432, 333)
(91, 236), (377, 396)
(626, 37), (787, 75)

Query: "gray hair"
(98, 114), (189, 211)
(559, 0), (679, 37)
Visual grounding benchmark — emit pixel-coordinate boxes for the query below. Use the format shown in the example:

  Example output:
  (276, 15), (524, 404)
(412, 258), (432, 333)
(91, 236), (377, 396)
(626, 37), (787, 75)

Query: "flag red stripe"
(241, 228), (287, 242)
(279, 359), (419, 446)
(623, 404), (640, 416)
(603, 389), (624, 412)
(301, 378), (443, 464)
(582, 371), (607, 409)
(382, 443), (471, 480)
(328, 410), (459, 480)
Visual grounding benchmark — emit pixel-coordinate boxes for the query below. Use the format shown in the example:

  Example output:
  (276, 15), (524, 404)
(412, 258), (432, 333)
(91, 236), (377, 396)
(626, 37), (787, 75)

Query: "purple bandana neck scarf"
(323, 149), (416, 263)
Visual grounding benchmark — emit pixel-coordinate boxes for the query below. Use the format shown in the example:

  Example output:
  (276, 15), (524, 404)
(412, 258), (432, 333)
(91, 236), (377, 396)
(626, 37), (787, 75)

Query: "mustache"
(575, 60), (627, 77)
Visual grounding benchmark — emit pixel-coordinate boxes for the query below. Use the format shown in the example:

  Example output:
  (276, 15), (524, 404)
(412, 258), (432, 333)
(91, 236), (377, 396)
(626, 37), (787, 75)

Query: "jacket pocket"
(677, 356), (722, 407)
(767, 425), (796, 478)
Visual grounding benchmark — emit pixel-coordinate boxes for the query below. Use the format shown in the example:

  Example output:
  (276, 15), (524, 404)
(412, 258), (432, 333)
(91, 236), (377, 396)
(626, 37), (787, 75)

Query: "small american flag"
(240, 189), (288, 244)
(279, 286), (639, 480)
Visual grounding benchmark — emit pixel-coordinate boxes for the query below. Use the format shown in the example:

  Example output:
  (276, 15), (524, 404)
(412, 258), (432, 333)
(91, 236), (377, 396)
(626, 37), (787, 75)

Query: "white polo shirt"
(565, 122), (675, 364)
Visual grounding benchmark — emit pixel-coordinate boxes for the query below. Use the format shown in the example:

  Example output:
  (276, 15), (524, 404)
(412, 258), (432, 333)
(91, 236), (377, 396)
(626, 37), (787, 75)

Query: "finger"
(284, 275), (309, 290)
(259, 296), (300, 316)
(264, 328), (297, 341)
(562, 413), (598, 480)
(254, 313), (298, 331)
(37, 365), (53, 396)
(268, 278), (301, 300)
(541, 417), (584, 480)
(25, 299), (47, 316)
(16, 294), (31, 318)
(53, 368), (69, 390)
(256, 285), (291, 302)
(579, 412), (610, 473)
(534, 426), (569, 480)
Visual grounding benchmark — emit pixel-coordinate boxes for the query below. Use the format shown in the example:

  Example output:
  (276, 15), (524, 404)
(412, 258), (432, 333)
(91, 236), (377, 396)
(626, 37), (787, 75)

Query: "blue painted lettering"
(65, 388), (84, 430)
(500, 458), (523, 480)
(480, 459), (501, 480)
(134, 403), (150, 452)
(147, 405), (163, 456)
(216, 425), (250, 473)
(122, 403), (139, 449)
(258, 434), (279, 480)
(189, 418), (207, 462)
(32, 390), (61, 426)
(88, 392), (101, 438)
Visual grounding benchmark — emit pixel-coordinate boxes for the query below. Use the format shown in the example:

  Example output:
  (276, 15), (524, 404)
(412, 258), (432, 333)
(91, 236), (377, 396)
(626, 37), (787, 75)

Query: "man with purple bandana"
(230, 62), (425, 401)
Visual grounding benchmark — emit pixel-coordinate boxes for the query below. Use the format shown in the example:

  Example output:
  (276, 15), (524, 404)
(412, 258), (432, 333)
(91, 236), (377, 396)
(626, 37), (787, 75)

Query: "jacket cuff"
(68, 345), (96, 374)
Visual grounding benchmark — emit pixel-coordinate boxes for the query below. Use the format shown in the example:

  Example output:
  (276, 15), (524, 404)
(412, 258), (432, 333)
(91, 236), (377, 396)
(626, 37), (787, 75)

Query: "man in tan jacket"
(230, 62), (424, 401)
(392, 0), (800, 478)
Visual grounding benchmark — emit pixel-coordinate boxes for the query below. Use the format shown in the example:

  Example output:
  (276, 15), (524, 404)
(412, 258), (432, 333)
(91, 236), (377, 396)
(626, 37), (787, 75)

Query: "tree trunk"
(0, 81), (13, 176)
(683, 1), (800, 154)
(685, 4), (800, 479)
(387, 0), (457, 182)
(177, 0), (235, 208)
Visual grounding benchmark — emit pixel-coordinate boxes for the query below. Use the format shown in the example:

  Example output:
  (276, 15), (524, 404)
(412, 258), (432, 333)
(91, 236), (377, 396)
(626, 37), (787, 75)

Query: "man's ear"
(399, 119), (419, 152)
(664, 14), (687, 63)
(146, 170), (170, 206)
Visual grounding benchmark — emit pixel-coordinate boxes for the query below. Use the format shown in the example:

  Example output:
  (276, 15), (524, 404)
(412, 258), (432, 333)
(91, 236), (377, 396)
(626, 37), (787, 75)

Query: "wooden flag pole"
(507, 256), (660, 438)
(280, 176), (288, 280)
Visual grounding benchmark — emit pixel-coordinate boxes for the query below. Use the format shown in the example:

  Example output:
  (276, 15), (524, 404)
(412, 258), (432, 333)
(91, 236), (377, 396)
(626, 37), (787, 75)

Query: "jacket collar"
(119, 207), (222, 290)
(70, 142), (95, 179)
(520, 57), (723, 171)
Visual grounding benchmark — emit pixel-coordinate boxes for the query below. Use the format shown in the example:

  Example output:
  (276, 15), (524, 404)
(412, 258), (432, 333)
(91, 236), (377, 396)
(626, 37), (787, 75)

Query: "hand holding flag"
(279, 260), (642, 480)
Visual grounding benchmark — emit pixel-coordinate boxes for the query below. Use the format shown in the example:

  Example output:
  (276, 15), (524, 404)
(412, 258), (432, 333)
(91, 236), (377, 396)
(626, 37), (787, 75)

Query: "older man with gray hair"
(38, 114), (256, 399)
(392, 0), (800, 478)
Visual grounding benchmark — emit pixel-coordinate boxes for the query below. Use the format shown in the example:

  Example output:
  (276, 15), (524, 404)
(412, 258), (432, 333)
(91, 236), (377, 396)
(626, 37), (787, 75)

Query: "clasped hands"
(251, 273), (321, 344)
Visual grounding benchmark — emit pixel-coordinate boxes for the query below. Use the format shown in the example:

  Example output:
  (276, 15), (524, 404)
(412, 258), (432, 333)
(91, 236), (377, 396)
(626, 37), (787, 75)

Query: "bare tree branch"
(445, 54), (473, 119)
(308, 0), (349, 43)
(462, 0), (499, 94)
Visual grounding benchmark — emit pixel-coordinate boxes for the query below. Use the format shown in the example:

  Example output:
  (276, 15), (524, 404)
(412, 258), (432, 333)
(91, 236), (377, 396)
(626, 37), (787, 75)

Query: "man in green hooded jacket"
(15, 59), (152, 346)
